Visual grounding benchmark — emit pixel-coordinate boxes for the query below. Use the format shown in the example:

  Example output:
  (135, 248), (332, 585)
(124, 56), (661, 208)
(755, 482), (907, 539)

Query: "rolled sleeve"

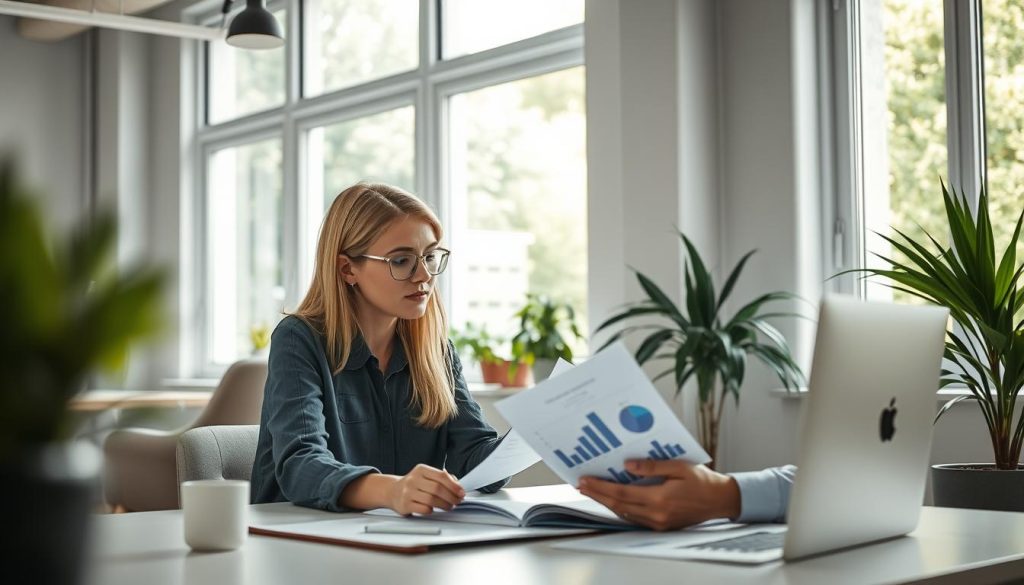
(265, 322), (379, 511)
(443, 347), (508, 493)
(729, 465), (797, 523)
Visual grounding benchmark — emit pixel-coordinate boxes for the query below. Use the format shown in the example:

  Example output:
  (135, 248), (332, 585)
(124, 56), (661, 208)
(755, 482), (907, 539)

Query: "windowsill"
(468, 382), (526, 397)
(770, 387), (982, 402)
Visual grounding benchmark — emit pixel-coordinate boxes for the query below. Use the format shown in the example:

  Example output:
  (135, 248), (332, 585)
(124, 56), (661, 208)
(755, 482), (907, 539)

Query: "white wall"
(0, 15), (87, 231)
(715, 0), (823, 472)
(586, 0), (721, 435)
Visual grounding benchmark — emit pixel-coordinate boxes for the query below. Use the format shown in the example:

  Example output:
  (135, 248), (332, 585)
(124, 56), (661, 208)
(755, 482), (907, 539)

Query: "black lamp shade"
(227, 0), (284, 49)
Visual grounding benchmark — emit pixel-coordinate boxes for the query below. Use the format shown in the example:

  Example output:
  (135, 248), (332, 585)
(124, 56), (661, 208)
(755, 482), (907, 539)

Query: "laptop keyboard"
(681, 530), (785, 553)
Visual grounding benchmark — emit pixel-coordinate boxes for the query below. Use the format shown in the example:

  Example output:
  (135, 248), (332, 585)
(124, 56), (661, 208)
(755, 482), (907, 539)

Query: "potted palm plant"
(0, 158), (166, 584)
(853, 183), (1024, 511)
(596, 231), (805, 467)
(511, 293), (584, 382)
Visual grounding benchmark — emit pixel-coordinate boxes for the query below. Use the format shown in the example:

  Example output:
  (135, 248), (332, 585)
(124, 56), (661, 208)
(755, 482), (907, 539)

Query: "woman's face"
(340, 217), (440, 322)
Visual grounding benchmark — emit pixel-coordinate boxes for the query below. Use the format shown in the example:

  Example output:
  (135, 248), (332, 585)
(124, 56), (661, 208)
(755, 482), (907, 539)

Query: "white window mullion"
(944, 0), (987, 209)
(826, 0), (866, 296)
(282, 117), (300, 313)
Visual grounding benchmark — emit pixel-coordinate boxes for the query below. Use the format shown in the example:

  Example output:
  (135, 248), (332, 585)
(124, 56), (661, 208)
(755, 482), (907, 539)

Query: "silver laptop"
(675, 294), (949, 564)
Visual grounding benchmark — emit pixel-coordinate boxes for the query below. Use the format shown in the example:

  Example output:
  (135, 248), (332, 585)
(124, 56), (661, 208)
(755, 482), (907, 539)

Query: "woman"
(251, 182), (507, 514)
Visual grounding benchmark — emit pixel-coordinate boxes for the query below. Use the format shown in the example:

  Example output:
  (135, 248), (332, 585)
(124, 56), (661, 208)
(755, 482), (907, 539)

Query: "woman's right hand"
(387, 463), (466, 515)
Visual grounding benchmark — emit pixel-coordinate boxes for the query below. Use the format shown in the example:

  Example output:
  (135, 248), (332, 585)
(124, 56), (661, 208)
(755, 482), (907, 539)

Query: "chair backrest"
(176, 425), (260, 494)
(190, 359), (267, 429)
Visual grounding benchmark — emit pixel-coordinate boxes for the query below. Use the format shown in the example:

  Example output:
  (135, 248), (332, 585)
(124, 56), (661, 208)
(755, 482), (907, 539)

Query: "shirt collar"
(387, 338), (409, 377)
(343, 333), (409, 376)
(343, 335), (372, 371)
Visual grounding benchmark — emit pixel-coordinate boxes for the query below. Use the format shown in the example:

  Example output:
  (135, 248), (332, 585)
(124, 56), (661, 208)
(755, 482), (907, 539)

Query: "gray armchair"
(103, 359), (267, 512)
(176, 425), (259, 485)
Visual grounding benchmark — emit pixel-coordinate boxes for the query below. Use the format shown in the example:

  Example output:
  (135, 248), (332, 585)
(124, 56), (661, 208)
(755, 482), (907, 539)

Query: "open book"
(369, 485), (636, 531)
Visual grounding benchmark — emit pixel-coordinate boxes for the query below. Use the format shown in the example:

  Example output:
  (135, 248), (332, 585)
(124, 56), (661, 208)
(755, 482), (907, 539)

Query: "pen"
(364, 523), (442, 535)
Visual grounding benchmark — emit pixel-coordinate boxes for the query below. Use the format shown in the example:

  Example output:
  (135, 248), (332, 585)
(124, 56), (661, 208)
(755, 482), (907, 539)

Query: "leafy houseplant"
(596, 232), (806, 467)
(451, 322), (532, 387)
(511, 293), (584, 382)
(851, 183), (1024, 510)
(0, 159), (166, 583)
(250, 322), (272, 355)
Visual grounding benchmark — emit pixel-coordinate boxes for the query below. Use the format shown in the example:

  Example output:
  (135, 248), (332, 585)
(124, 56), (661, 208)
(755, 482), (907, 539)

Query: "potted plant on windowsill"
(511, 293), (584, 383)
(851, 183), (1024, 512)
(0, 158), (166, 584)
(451, 322), (532, 388)
(596, 231), (806, 467)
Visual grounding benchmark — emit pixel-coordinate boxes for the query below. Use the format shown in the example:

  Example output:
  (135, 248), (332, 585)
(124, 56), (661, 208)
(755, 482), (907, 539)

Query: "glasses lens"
(424, 250), (449, 275)
(389, 254), (418, 280)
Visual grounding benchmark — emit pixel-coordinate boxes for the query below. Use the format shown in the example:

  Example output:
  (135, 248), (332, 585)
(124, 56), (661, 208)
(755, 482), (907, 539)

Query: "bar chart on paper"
(551, 405), (688, 482)
(553, 411), (622, 468)
(495, 342), (712, 487)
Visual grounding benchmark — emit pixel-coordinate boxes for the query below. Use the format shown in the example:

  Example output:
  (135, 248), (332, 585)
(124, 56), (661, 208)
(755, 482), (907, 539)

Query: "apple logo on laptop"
(879, 397), (897, 442)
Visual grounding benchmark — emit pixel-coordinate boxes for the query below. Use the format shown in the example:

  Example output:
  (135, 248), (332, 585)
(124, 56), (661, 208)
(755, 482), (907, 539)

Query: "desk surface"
(70, 390), (213, 411)
(86, 495), (1024, 585)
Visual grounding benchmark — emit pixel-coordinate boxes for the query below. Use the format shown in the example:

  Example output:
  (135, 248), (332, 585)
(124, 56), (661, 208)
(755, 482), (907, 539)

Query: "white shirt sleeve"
(728, 465), (797, 523)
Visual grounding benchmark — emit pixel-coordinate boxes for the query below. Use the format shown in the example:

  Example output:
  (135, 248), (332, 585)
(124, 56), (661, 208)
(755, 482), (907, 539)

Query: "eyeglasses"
(355, 248), (450, 281)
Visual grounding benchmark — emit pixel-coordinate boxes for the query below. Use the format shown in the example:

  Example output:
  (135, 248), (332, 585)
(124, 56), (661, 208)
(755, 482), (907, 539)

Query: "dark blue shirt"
(251, 315), (507, 511)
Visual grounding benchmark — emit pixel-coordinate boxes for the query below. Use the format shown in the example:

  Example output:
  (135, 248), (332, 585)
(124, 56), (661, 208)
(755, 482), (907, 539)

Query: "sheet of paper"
(550, 357), (574, 377)
(495, 342), (710, 486)
(458, 429), (542, 492)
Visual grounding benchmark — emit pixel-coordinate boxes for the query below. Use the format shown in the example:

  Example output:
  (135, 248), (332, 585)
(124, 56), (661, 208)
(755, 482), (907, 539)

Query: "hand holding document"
(458, 429), (541, 492)
(495, 342), (710, 486)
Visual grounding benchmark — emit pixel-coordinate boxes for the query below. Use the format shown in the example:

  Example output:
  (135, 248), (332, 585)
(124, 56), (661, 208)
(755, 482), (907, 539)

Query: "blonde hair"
(292, 182), (456, 428)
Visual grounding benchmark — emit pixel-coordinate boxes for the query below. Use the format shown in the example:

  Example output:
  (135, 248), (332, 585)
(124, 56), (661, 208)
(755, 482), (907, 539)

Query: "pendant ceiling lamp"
(0, 0), (284, 49)
(225, 0), (283, 50)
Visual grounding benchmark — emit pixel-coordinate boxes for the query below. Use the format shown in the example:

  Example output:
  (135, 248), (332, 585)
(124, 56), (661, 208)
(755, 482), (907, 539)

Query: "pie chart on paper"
(619, 405), (654, 433)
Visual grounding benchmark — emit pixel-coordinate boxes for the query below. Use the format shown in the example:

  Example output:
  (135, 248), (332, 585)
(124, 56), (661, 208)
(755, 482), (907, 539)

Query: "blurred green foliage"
(0, 158), (165, 456)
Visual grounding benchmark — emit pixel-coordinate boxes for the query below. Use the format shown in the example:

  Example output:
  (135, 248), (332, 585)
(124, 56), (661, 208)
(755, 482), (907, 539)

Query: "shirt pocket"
(334, 393), (371, 424)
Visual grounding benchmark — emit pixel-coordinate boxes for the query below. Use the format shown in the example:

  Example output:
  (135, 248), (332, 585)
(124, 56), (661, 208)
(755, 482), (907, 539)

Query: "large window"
(192, 0), (584, 374)
(448, 67), (587, 343)
(832, 0), (1023, 298)
(205, 138), (285, 364)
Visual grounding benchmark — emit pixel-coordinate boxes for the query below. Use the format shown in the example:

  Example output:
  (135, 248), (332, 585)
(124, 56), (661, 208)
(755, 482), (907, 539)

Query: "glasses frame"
(356, 248), (451, 281)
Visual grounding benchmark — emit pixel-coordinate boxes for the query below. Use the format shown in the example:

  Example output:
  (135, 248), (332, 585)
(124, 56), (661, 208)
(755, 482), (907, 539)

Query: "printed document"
(458, 429), (541, 492)
(495, 342), (709, 486)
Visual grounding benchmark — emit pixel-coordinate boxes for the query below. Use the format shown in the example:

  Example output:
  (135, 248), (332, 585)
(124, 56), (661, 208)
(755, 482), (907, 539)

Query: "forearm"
(719, 475), (742, 520)
(338, 473), (399, 510)
(729, 465), (796, 523)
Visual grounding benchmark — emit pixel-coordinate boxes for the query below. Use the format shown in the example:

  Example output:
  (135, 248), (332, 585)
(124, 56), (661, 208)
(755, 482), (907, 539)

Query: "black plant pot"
(931, 463), (1024, 512)
(0, 443), (102, 585)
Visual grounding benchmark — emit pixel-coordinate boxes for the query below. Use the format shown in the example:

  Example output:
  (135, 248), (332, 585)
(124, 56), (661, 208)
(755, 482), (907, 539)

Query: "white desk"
(86, 496), (1024, 585)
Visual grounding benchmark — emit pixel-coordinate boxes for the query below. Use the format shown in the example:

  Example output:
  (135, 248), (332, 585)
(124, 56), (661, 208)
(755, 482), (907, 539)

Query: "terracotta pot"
(480, 360), (533, 387)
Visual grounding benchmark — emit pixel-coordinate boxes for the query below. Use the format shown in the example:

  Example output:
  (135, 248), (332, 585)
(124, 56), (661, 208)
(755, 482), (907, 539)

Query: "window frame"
(186, 0), (584, 378)
(827, 0), (990, 297)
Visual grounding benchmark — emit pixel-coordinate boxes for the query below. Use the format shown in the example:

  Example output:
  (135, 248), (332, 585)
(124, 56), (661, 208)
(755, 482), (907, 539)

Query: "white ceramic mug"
(181, 479), (249, 551)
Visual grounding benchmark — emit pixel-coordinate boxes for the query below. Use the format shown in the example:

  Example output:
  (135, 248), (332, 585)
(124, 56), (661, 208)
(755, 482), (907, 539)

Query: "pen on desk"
(364, 523), (442, 535)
